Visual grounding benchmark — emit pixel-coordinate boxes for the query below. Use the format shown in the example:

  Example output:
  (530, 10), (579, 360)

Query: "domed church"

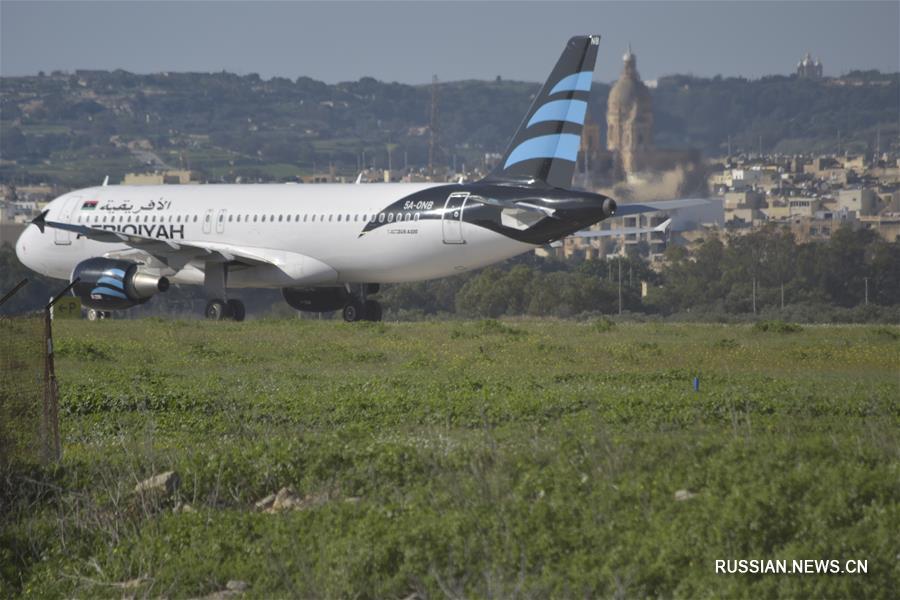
(607, 45), (653, 176)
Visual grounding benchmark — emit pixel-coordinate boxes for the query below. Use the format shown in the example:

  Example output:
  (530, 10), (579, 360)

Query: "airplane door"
(442, 192), (468, 244)
(202, 208), (214, 234)
(54, 196), (82, 245)
(215, 209), (226, 234)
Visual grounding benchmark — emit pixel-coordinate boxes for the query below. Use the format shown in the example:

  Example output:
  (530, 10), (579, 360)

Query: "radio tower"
(429, 75), (438, 179)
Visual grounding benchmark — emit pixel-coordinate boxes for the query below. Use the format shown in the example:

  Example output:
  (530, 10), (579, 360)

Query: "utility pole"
(618, 259), (623, 315)
(780, 281), (785, 310)
(752, 277), (757, 315)
(429, 74), (438, 179)
(864, 277), (869, 306)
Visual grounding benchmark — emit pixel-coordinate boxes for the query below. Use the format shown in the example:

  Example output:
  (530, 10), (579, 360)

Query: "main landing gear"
(203, 263), (245, 321)
(205, 298), (246, 321)
(342, 299), (383, 322)
(86, 309), (112, 321)
(341, 284), (383, 322)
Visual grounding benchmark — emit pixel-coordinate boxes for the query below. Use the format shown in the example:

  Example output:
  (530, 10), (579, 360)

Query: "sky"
(1, 1), (898, 84)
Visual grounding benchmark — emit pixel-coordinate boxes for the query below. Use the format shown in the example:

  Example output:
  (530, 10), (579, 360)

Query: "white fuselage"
(15, 183), (535, 288)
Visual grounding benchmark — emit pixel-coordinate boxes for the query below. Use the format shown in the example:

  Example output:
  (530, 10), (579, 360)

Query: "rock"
(254, 493), (276, 511)
(226, 580), (249, 591)
(674, 489), (697, 502)
(271, 486), (302, 511)
(173, 501), (195, 513)
(134, 471), (180, 496)
(114, 576), (148, 590)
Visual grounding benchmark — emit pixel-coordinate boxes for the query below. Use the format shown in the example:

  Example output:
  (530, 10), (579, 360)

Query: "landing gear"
(86, 309), (112, 321)
(342, 299), (383, 322)
(205, 298), (245, 321)
(342, 300), (364, 322)
(227, 299), (246, 322)
(364, 299), (383, 322)
(205, 299), (227, 321)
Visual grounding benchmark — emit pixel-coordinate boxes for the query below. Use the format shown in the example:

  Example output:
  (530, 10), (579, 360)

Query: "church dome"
(608, 49), (651, 114)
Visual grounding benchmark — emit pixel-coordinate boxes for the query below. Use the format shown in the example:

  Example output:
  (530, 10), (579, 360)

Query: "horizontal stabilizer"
(569, 218), (671, 239)
(614, 198), (709, 216)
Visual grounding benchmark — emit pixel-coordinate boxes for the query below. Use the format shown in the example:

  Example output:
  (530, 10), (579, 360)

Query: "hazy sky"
(2, 1), (898, 84)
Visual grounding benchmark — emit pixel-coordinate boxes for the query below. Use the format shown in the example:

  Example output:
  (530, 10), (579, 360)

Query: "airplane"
(16, 35), (703, 322)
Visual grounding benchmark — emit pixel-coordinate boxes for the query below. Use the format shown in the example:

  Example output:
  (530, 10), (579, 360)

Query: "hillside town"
(2, 50), (898, 259)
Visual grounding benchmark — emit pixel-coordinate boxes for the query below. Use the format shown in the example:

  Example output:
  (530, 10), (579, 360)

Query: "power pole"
(618, 259), (623, 315)
(752, 277), (757, 315)
(429, 74), (438, 179)
(780, 281), (784, 310)
(864, 277), (869, 306)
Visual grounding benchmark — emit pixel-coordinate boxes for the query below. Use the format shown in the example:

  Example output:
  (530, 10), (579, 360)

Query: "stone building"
(796, 53), (823, 79)
(607, 46), (654, 177)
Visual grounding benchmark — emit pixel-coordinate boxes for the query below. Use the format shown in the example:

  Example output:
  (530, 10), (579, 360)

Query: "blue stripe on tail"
(504, 133), (581, 169)
(527, 99), (588, 128)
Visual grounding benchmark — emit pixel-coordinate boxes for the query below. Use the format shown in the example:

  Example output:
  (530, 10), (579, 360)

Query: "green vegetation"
(2, 69), (897, 187)
(2, 319), (898, 597)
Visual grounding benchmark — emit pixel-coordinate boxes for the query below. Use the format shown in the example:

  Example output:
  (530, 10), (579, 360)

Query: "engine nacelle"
(282, 287), (349, 312)
(72, 258), (169, 310)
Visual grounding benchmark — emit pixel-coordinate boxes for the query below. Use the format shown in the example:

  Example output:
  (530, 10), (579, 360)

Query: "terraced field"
(2, 319), (898, 597)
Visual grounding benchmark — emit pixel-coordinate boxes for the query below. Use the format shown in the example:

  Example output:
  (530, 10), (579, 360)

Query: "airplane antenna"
(102, 175), (109, 187)
(429, 74), (438, 180)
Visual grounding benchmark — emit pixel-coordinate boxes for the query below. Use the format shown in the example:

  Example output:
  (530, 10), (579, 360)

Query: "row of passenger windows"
(77, 212), (422, 225)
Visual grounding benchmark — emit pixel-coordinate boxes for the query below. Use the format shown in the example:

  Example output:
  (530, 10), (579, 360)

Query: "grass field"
(2, 319), (898, 598)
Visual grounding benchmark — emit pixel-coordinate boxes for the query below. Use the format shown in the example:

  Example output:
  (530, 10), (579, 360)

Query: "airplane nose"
(15, 226), (37, 271)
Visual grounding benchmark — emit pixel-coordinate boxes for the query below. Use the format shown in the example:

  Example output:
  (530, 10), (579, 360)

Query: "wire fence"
(0, 280), (62, 467)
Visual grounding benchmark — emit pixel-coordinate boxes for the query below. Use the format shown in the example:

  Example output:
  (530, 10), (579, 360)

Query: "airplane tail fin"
(482, 35), (600, 189)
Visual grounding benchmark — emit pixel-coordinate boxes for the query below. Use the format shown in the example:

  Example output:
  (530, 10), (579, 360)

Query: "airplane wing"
(33, 211), (286, 270)
(613, 198), (709, 216)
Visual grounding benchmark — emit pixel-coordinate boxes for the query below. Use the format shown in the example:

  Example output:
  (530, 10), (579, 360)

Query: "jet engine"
(282, 287), (349, 312)
(72, 258), (169, 310)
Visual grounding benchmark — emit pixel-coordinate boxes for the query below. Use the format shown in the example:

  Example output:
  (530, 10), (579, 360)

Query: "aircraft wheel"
(364, 300), (383, 322)
(87, 308), (100, 321)
(342, 301), (365, 322)
(227, 299), (246, 322)
(205, 299), (228, 321)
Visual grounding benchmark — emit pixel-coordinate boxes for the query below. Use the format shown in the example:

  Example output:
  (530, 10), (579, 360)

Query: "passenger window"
(228, 215), (233, 222)
(387, 213), (394, 223)
(218, 214), (224, 222)
(346, 214), (350, 221)
(262, 215), (266, 222)
(279, 215), (283, 222)
(414, 213), (420, 221)
(312, 215), (316, 222)
(337, 214), (342, 222)
(236, 215), (241, 222)
(295, 214), (300, 221)
(270, 215), (275, 221)
(378, 213), (385, 223)
(303, 215), (308, 222)
(253, 215), (258, 222)
(176, 215), (180, 222)
(328, 215), (333, 222)
(193, 215), (198, 222)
